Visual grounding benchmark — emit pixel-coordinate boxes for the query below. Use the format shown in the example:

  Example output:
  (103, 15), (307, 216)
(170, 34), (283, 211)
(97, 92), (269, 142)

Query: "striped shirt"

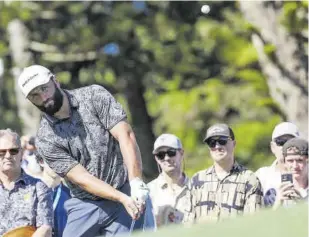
(190, 163), (263, 223)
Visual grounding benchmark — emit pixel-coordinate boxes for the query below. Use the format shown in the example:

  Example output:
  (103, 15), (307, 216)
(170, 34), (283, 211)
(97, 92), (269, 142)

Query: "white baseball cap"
(18, 65), (53, 97)
(272, 122), (300, 140)
(153, 134), (183, 154)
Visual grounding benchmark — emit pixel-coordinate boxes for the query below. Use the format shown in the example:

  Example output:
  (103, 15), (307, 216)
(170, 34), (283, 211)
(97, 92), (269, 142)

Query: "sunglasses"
(154, 149), (177, 160)
(0, 148), (20, 157)
(274, 137), (292, 147)
(206, 137), (231, 148)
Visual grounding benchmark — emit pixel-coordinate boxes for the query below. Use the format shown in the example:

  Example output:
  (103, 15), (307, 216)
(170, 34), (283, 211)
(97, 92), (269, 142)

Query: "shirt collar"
(205, 162), (243, 175)
(15, 170), (31, 185)
(157, 173), (189, 189)
(44, 89), (79, 125)
(0, 169), (29, 186)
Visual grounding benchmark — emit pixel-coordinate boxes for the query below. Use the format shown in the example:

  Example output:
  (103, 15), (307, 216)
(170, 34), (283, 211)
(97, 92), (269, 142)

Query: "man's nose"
(4, 150), (12, 158)
(292, 160), (298, 167)
(163, 154), (170, 160)
(40, 93), (50, 102)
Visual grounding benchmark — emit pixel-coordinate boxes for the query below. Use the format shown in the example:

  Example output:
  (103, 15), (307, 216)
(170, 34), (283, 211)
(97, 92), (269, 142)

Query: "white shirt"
(255, 161), (281, 206)
(147, 174), (193, 227)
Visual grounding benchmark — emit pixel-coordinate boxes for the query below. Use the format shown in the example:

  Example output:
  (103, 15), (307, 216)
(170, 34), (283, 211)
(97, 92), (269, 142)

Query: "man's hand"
(276, 182), (295, 202)
(273, 182), (301, 209)
(130, 177), (149, 213)
(119, 193), (141, 220)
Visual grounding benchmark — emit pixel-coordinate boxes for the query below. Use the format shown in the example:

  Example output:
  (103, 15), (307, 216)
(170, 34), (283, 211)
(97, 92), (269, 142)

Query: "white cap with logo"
(153, 134), (182, 154)
(272, 122), (300, 140)
(18, 65), (53, 97)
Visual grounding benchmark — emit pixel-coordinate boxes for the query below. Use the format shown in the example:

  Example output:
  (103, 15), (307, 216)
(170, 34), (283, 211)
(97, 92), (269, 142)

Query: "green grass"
(133, 203), (308, 237)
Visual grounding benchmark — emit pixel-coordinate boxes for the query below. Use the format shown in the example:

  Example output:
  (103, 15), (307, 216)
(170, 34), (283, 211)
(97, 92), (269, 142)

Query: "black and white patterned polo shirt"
(0, 170), (53, 235)
(36, 85), (128, 200)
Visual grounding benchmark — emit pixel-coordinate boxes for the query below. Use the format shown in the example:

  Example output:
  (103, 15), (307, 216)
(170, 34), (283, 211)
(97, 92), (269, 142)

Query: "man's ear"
(233, 140), (236, 148)
(270, 141), (276, 154)
(52, 76), (60, 88)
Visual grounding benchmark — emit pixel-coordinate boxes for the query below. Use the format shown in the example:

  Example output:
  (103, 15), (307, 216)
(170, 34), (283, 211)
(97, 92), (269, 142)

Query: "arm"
(37, 138), (139, 219)
(244, 173), (264, 214)
(32, 225), (52, 237)
(66, 164), (139, 219)
(37, 137), (126, 201)
(66, 164), (128, 202)
(90, 85), (142, 180)
(110, 121), (143, 180)
(35, 181), (53, 237)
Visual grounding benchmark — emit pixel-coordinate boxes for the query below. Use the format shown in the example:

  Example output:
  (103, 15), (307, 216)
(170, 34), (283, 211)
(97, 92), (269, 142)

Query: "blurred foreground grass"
(133, 203), (308, 237)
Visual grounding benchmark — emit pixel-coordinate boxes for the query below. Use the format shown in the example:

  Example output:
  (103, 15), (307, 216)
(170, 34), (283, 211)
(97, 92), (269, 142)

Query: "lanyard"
(53, 185), (62, 211)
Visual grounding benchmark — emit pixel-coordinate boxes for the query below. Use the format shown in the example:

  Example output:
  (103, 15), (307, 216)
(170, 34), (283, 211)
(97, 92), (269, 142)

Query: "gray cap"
(203, 123), (235, 142)
(283, 138), (308, 157)
(153, 134), (183, 154)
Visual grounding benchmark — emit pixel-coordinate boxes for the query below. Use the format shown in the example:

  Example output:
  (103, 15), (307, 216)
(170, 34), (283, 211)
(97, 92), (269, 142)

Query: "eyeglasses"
(206, 137), (231, 148)
(154, 149), (177, 160)
(274, 137), (292, 146)
(0, 148), (20, 157)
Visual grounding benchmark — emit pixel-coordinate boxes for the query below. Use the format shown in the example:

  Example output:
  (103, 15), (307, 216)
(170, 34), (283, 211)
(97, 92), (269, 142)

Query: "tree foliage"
(0, 1), (307, 178)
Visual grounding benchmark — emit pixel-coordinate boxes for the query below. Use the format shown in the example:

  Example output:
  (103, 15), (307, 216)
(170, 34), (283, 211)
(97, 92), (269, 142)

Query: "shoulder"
(255, 166), (271, 177)
(73, 84), (111, 98)
(147, 177), (160, 190)
(236, 165), (260, 182)
(191, 168), (212, 187)
(35, 128), (57, 151)
(65, 84), (111, 103)
(37, 117), (53, 138)
(239, 170), (262, 189)
(23, 173), (49, 190)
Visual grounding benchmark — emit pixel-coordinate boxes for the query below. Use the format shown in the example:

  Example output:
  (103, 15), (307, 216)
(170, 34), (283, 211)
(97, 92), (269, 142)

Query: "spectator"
(255, 122), (300, 206)
(273, 138), (308, 209)
(35, 153), (71, 237)
(190, 123), (263, 223)
(18, 65), (152, 237)
(0, 129), (53, 237)
(21, 135), (42, 178)
(148, 134), (193, 227)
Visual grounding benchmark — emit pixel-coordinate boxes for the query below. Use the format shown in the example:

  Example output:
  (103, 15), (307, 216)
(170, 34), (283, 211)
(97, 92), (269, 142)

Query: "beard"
(34, 85), (64, 116)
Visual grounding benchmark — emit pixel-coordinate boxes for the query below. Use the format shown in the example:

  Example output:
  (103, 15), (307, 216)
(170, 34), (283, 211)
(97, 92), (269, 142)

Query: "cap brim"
(203, 133), (230, 143)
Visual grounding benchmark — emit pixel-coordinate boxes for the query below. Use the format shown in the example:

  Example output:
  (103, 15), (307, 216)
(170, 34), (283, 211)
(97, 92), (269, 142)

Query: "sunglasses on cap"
(206, 136), (231, 148)
(0, 148), (20, 157)
(274, 137), (293, 147)
(154, 149), (177, 160)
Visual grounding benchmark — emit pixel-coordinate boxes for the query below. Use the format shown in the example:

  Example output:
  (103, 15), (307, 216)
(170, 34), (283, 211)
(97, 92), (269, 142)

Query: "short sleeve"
(244, 173), (264, 213)
(36, 180), (53, 227)
(90, 85), (127, 130)
(36, 138), (79, 177)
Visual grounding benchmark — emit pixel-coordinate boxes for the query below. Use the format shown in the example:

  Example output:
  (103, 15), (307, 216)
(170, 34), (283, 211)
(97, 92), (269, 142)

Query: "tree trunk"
(123, 75), (159, 182)
(239, 1), (308, 136)
(7, 19), (41, 136)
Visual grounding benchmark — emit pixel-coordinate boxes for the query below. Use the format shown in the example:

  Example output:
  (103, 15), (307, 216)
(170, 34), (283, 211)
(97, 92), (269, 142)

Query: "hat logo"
(209, 127), (225, 134)
(22, 73), (38, 87)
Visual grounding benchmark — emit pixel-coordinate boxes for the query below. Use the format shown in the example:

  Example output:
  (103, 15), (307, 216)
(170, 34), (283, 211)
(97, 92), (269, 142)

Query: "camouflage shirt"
(0, 170), (53, 235)
(148, 173), (193, 227)
(190, 163), (263, 223)
(36, 85), (128, 200)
